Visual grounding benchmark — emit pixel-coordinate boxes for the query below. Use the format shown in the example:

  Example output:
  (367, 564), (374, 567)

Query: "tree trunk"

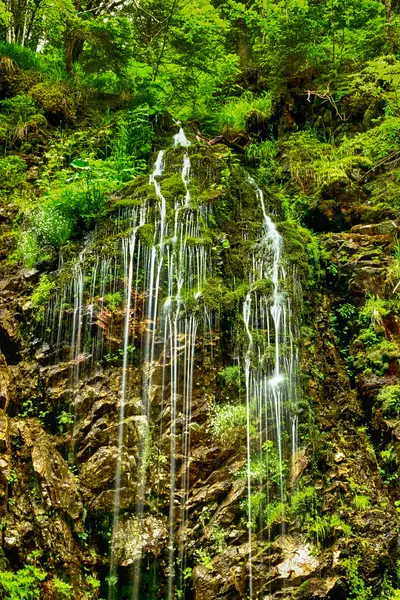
(236, 18), (249, 69)
(384, 0), (393, 52)
(65, 36), (84, 74)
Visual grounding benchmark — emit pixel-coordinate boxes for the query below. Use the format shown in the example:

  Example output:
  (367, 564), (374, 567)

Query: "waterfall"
(42, 129), (300, 599)
(242, 175), (299, 598)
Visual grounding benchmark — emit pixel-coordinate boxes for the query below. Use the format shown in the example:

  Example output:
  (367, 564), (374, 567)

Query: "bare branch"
(307, 86), (347, 122)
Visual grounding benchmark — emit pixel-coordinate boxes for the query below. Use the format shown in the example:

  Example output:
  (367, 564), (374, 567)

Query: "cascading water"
(242, 175), (300, 598)
(42, 128), (300, 599)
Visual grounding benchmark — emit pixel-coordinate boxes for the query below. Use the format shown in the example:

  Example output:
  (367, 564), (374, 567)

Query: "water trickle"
(241, 174), (300, 598)
(42, 131), (300, 600)
(174, 127), (191, 147)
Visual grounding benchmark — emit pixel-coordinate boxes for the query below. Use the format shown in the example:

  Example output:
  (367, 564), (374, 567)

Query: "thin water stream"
(44, 129), (300, 599)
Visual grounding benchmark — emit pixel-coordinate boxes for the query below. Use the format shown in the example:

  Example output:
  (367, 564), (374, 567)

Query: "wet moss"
(159, 173), (186, 204)
(29, 82), (79, 123)
(110, 199), (143, 210)
(202, 278), (229, 311)
(251, 278), (273, 295)
(138, 224), (155, 246)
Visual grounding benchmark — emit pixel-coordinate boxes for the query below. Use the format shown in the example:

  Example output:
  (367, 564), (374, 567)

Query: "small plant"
(359, 296), (390, 328)
(57, 411), (75, 433)
(211, 525), (226, 554)
(104, 292), (123, 311)
(352, 495), (371, 511)
(343, 557), (372, 599)
(31, 274), (56, 314)
(376, 385), (400, 418)
(86, 575), (101, 595)
(0, 564), (46, 599)
(218, 365), (240, 387)
(77, 530), (89, 545)
(291, 486), (318, 523)
(7, 470), (17, 485)
(195, 549), (213, 571)
(53, 578), (73, 598)
(210, 402), (247, 446)
(307, 514), (352, 547)
(0, 155), (27, 190)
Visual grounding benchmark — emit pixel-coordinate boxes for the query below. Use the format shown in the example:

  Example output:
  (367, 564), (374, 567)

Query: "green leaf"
(71, 158), (90, 170)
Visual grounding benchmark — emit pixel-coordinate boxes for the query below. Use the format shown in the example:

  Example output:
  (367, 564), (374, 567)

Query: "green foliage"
(352, 495), (371, 511)
(379, 444), (399, 486)
(306, 513), (352, 548)
(214, 92), (273, 136)
(0, 41), (46, 71)
(359, 296), (391, 327)
(195, 548), (213, 571)
(0, 155), (26, 189)
(211, 402), (247, 446)
(291, 486), (318, 523)
(13, 231), (44, 270)
(0, 564), (46, 599)
(104, 292), (123, 311)
(52, 578), (72, 598)
(31, 275), (56, 311)
(377, 385), (400, 418)
(57, 411), (75, 433)
(343, 557), (373, 600)
(218, 365), (240, 388)
(0, 94), (46, 147)
(210, 524), (227, 554)
(264, 500), (287, 533)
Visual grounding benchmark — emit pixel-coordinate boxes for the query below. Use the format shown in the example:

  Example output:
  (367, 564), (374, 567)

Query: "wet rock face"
(0, 143), (400, 600)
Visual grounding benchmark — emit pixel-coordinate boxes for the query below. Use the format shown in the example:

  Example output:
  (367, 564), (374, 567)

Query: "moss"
(202, 278), (229, 311)
(29, 82), (79, 122)
(251, 278), (273, 295)
(224, 284), (249, 310)
(277, 220), (325, 290)
(185, 235), (212, 247)
(159, 173), (186, 204)
(138, 223), (155, 246)
(110, 199), (143, 210)
(353, 338), (400, 375)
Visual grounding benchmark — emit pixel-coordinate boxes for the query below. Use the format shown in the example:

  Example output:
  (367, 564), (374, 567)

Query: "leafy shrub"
(31, 274), (56, 311)
(0, 564), (46, 599)
(0, 94), (46, 145)
(218, 365), (240, 388)
(291, 486), (318, 523)
(30, 205), (74, 246)
(343, 557), (372, 600)
(264, 500), (287, 532)
(377, 385), (400, 418)
(307, 514), (352, 548)
(211, 402), (247, 446)
(104, 292), (123, 311)
(359, 296), (390, 327)
(0, 155), (26, 189)
(215, 92), (273, 136)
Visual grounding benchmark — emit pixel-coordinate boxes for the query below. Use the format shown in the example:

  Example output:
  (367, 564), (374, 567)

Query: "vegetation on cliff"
(2, 1), (400, 599)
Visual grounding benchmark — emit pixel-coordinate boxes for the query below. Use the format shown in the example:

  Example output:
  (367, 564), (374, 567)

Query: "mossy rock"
(251, 278), (273, 295)
(1, 66), (41, 96)
(29, 82), (79, 123)
(109, 198), (143, 210)
(245, 108), (270, 137)
(202, 278), (229, 310)
(137, 223), (155, 246)
(159, 173), (186, 204)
